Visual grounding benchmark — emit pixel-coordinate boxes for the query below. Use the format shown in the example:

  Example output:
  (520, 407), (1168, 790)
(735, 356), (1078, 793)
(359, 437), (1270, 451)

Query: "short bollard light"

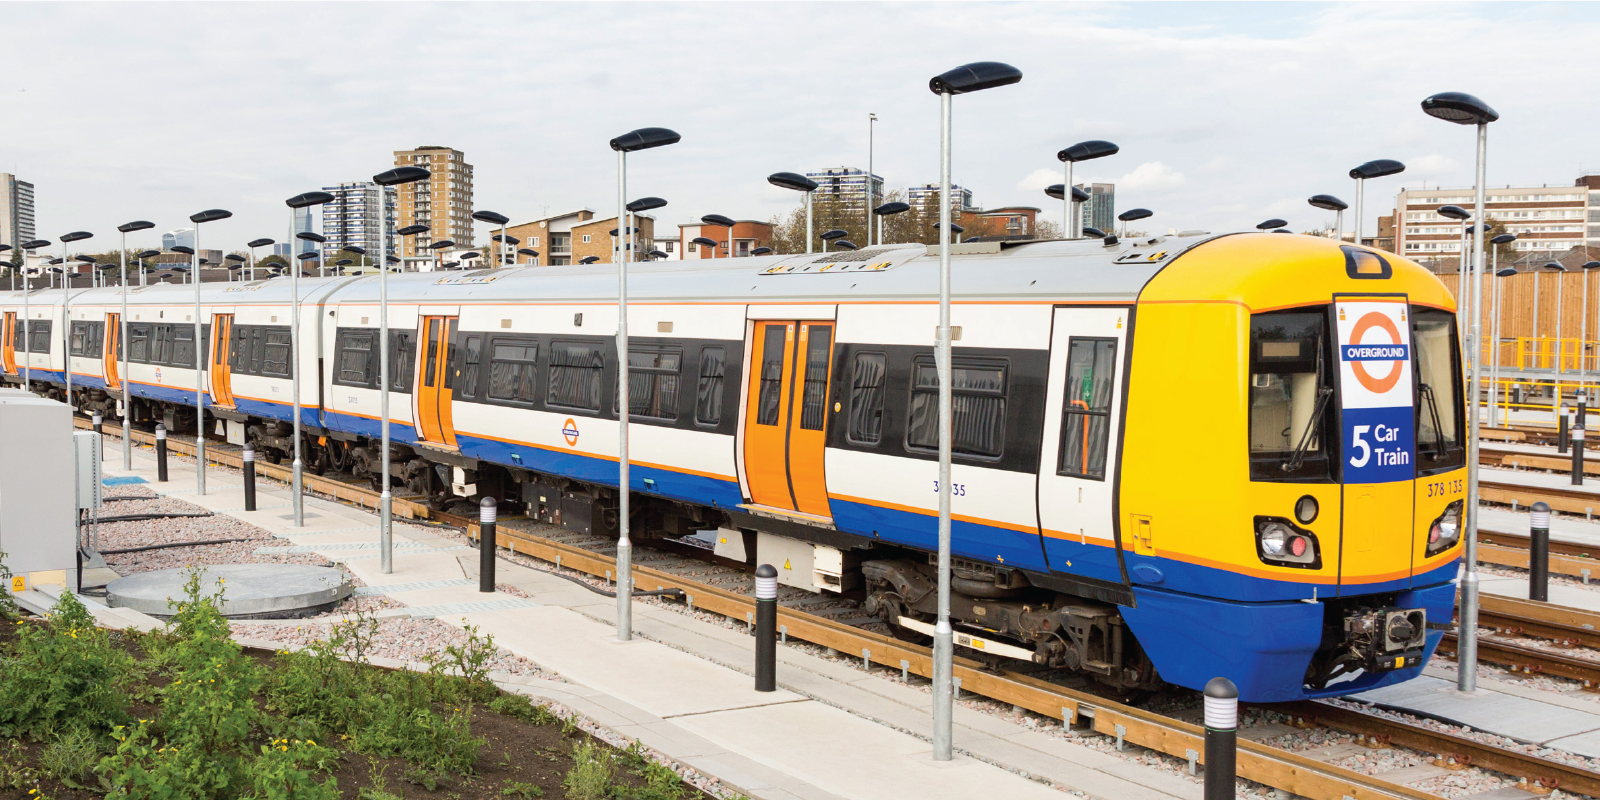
(155, 423), (168, 482)
(1574, 426), (1588, 487)
(755, 563), (778, 692)
(1203, 677), (1238, 800)
(479, 497), (498, 593)
(242, 445), (257, 512)
(1560, 405), (1573, 454)
(1530, 501), (1552, 602)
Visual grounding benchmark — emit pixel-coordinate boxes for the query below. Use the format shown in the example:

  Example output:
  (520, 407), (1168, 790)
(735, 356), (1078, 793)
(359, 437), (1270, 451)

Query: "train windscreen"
(1411, 309), (1465, 474)
(1248, 310), (1335, 482)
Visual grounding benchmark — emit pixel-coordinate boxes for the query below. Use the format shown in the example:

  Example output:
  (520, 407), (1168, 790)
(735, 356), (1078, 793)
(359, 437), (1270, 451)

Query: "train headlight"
(1254, 517), (1320, 568)
(1426, 500), (1464, 557)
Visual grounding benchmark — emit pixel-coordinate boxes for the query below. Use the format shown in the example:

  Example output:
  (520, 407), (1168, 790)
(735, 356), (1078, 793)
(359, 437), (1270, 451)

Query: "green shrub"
(39, 725), (102, 789)
(617, 742), (686, 800)
(501, 779), (543, 798)
(562, 740), (614, 800)
(0, 591), (130, 739)
(424, 623), (500, 703)
(245, 738), (339, 800)
(100, 722), (234, 800)
(352, 694), (481, 786)
(488, 692), (555, 725)
(0, 551), (19, 621)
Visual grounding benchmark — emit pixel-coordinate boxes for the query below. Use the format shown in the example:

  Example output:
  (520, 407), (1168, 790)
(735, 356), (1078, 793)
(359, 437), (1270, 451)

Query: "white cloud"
(1403, 154), (1462, 180)
(1018, 168), (1061, 191)
(1115, 162), (1187, 193)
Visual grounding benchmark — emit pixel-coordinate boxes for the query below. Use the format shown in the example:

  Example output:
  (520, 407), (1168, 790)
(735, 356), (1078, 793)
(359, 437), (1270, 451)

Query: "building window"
(581, 234), (592, 244)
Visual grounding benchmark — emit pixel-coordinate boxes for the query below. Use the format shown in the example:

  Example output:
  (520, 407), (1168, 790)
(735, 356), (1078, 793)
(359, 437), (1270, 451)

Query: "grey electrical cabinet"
(0, 389), (76, 591)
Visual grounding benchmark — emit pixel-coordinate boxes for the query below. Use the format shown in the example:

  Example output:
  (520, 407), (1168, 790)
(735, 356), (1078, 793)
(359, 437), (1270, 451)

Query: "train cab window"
(1413, 309), (1465, 473)
(617, 345), (681, 421)
(695, 346), (726, 426)
(488, 339), (539, 404)
(756, 326), (787, 426)
(548, 341), (604, 412)
(1248, 310), (1334, 481)
(906, 357), (1008, 459)
(334, 330), (376, 386)
(229, 326), (248, 371)
(1057, 338), (1117, 479)
(846, 352), (887, 445)
(458, 335), (483, 400)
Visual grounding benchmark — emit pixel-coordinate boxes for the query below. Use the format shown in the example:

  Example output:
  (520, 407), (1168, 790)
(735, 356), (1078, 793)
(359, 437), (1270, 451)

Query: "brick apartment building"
(502, 210), (655, 266)
(676, 220), (773, 259)
(393, 146), (474, 259)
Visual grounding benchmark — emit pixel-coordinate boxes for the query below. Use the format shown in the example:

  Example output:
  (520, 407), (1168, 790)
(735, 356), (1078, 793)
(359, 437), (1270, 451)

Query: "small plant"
(246, 738), (340, 800)
(562, 740), (614, 800)
(0, 550), (20, 621)
(488, 692), (554, 724)
(355, 757), (402, 800)
(39, 725), (101, 789)
(0, 591), (131, 739)
(501, 779), (543, 798)
(0, 739), (39, 789)
(620, 742), (686, 800)
(425, 624), (500, 703)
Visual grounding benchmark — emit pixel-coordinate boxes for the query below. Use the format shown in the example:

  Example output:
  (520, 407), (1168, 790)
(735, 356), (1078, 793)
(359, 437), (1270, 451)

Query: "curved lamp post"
(689, 237), (717, 257)
(1308, 194), (1348, 241)
(517, 248), (539, 264)
(58, 231), (94, 412)
(751, 246), (772, 256)
(1584, 261), (1600, 383)
(1488, 233), (1517, 425)
(769, 172), (819, 253)
(187, 209), (232, 495)
(820, 228), (847, 246)
(1423, 90), (1499, 694)
(471, 210), (511, 270)
(701, 214), (737, 259)
(1057, 140), (1118, 238)
(427, 239), (454, 272)
(873, 201), (911, 245)
(114, 222), (155, 467)
(1437, 204), (1472, 305)
(928, 59), (1020, 762)
(296, 231), (328, 277)
(1117, 208), (1152, 238)
(1348, 158), (1405, 246)
(609, 125), (681, 642)
(1546, 261), (1570, 376)
(1256, 219), (1287, 232)
(247, 238), (274, 281)
(18, 239), (51, 392)
(627, 196), (667, 266)
(134, 249), (159, 286)
(224, 253), (245, 281)
(284, 191), (335, 525)
(1044, 185), (1090, 239)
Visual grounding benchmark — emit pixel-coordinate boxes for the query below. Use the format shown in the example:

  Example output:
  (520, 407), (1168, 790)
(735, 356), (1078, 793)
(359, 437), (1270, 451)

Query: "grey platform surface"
(1481, 464), (1600, 495)
(1351, 675), (1600, 757)
(106, 563), (352, 617)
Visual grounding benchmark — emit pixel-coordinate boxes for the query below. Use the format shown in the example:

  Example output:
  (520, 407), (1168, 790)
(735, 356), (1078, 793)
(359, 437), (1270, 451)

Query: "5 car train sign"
(1335, 298), (1415, 483)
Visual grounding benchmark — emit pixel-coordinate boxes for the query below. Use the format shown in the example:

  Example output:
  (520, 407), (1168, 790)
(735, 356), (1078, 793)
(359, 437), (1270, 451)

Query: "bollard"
(242, 445), (257, 511)
(1513, 384), (1525, 407)
(92, 413), (103, 460)
(1574, 426), (1587, 487)
(1530, 501), (1551, 602)
(1203, 677), (1238, 800)
(479, 497), (497, 593)
(754, 563), (777, 692)
(1560, 406), (1572, 454)
(155, 423), (168, 482)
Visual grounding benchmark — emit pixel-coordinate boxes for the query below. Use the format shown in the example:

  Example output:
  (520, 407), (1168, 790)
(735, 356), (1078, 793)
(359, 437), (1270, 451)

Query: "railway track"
(81, 419), (1600, 799)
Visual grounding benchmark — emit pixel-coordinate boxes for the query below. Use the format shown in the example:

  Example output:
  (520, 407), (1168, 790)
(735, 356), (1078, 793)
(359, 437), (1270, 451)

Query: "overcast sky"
(5, 2), (1598, 252)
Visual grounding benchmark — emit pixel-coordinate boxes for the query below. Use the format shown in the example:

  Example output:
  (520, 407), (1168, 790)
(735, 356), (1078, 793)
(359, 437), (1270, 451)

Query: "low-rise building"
(1393, 174), (1600, 265)
(677, 220), (773, 259)
(504, 209), (594, 266)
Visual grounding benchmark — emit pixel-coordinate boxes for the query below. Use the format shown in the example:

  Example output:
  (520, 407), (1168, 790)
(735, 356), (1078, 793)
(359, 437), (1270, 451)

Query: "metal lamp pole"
(374, 170), (432, 574)
(868, 113), (877, 246)
(927, 60), (1021, 762)
(767, 173), (819, 254)
(247, 238), (274, 282)
(284, 193), (334, 525)
(1488, 233), (1517, 427)
(1583, 261), (1600, 383)
(472, 210), (511, 271)
(1349, 159), (1406, 246)
(188, 210), (232, 496)
(116, 222), (154, 469)
(1423, 90), (1498, 694)
(19, 239), (50, 391)
(608, 126), (680, 641)
(1309, 195), (1348, 242)
(1059, 141), (1118, 239)
(59, 232), (93, 412)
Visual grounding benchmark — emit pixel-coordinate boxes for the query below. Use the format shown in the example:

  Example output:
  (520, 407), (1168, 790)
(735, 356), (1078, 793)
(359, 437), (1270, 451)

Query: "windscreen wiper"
(1283, 386), (1334, 472)
(1418, 383), (1449, 460)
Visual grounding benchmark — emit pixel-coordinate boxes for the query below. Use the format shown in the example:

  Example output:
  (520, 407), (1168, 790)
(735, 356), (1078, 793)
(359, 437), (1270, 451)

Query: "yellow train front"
(1119, 233), (1463, 701)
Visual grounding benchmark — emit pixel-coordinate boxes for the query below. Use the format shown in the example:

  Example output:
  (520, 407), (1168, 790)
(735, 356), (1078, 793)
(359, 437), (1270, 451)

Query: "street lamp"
(296, 232), (328, 277)
(517, 248), (538, 264)
(1437, 204), (1472, 303)
(868, 112), (877, 245)
(1057, 140), (1118, 239)
(1583, 261), (1600, 383)
(820, 228), (848, 246)
(873, 201), (911, 245)
(57, 232), (93, 412)
(135, 249), (159, 287)
(610, 124), (681, 643)
(689, 237), (717, 259)
(768, 172), (820, 253)
(1546, 262), (1570, 376)
(832, 240), (857, 251)
(17, 239), (50, 390)
(1348, 158), (1405, 246)
(471, 210), (511, 270)
(247, 238), (274, 281)
(751, 247), (772, 256)
(1423, 89), (1499, 694)
(491, 235), (519, 266)
(1117, 208), (1152, 237)
(1308, 194), (1348, 241)
(1256, 219), (1287, 232)
(186, 209), (232, 495)
(1487, 233), (1517, 427)
(627, 197), (667, 267)
(285, 191), (335, 526)
(224, 254), (245, 281)
(928, 58), (1020, 763)
(427, 239), (454, 272)
(702, 214), (737, 259)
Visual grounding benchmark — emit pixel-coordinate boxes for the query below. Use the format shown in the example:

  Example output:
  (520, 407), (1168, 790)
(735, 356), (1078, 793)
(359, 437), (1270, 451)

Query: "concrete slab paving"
(1352, 675), (1600, 748)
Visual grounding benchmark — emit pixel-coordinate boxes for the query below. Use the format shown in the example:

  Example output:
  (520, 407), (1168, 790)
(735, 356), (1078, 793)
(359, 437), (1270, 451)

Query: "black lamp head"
(335, 259), (353, 266)
(1057, 140), (1119, 163)
(386, 255), (401, 264)
(429, 240), (455, 250)
(396, 224), (429, 236)
(752, 246), (773, 255)
(1491, 233), (1517, 245)
(1422, 91), (1499, 125)
(223, 254), (245, 263)
(247, 238), (275, 248)
(609, 127), (681, 152)
(1045, 184), (1064, 201)
(873, 201), (911, 216)
(189, 209), (232, 224)
(73, 254), (96, 263)
(135, 249), (160, 259)
(1496, 267), (1519, 277)
(1256, 219), (1287, 231)
(170, 245), (195, 255)
(579, 255), (601, 264)
(702, 214), (737, 228)
(518, 248), (539, 257)
(1436, 204), (1471, 221)
(833, 240), (857, 250)
(117, 220), (156, 233)
(931, 222), (965, 233)
(1308, 194), (1348, 212)
(471, 210), (511, 225)
(22, 239), (51, 249)
(691, 236), (718, 248)
(442, 261), (460, 269)
(461, 251), (481, 260)
(286, 191), (335, 208)
(928, 61), (1023, 95)
(295, 232), (327, 243)
(820, 229), (848, 241)
(491, 234), (520, 245)
(1118, 208), (1153, 222)
(1349, 159), (1405, 180)
(343, 246), (367, 255)
(0, 244), (9, 252)
(648, 249), (668, 259)
(373, 166), (430, 186)
(768, 172), (819, 193)
(296, 252), (317, 261)
(608, 228), (636, 236)
(1585, 261), (1600, 271)
(1543, 261), (1568, 272)
(627, 196), (668, 213)
(60, 231), (93, 243)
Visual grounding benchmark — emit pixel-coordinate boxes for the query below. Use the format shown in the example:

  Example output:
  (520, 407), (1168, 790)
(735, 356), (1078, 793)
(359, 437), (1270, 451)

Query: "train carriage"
(0, 230), (1465, 702)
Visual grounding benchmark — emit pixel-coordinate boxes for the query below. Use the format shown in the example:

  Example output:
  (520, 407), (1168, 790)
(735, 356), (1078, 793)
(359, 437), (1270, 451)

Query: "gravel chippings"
(232, 617), (559, 680)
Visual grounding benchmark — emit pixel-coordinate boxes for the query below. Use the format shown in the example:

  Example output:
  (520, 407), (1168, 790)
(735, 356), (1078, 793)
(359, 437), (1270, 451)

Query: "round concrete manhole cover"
(106, 564), (352, 619)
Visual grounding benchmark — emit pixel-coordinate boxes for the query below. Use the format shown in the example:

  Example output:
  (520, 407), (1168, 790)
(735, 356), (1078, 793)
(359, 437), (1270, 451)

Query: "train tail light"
(1255, 517), (1320, 568)
(1425, 500), (1463, 557)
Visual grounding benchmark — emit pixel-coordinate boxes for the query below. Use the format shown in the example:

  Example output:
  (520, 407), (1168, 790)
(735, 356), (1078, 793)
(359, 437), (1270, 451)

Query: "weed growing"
(0, 590), (132, 739)
(38, 724), (102, 789)
(562, 740), (615, 800)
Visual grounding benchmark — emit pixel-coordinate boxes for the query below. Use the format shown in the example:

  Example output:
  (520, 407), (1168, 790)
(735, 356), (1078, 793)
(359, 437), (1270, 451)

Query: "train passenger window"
(172, 327), (196, 367)
(69, 321), (92, 356)
(458, 335), (483, 400)
(1248, 310), (1333, 481)
(695, 346), (726, 426)
(617, 346), (682, 421)
(1058, 338), (1118, 479)
(335, 330), (375, 386)
(906, 357), (1008, 459)
(756, 326), (786, 426)
(547, 341), (604, 412)
(1413, 309), (1464, 473)
(150, 326), (172, 365)
(129, 324), (150, 362)
(388, 331), (415, 392)
(262, 331), (292, 377)
(26, 320), (51, 354)
(846, 352), (887, 445)
(488, 340), (539, 404)
(229, 326), (248, 371)
(248, 328), (266, 374)
(799, 325), (832, 431)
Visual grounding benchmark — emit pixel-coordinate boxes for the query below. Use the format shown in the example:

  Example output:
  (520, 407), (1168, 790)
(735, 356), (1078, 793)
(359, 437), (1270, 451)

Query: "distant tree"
(1035, 220), (1064, 240)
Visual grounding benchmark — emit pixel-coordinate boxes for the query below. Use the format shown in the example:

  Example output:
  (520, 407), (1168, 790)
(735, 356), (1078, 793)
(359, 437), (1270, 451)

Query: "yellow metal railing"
(1509, 336), (1600, 372)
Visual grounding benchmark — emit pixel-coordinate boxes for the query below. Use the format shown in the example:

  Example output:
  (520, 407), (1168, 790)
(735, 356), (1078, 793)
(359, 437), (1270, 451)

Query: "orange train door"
(741, 320), (836, 516)
(209, 314), (234, 406)
(415, 316), (459, 447)
(2, 312), (14, 374)
(104, 313), (121, 390)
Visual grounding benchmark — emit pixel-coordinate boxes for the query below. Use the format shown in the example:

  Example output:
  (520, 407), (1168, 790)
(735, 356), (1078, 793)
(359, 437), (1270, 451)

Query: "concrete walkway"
(87, 438), (1200, 800)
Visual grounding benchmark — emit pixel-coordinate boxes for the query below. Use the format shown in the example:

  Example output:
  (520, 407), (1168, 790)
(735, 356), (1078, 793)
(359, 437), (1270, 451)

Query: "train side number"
(933, 481), (967, 497)
(1424, 479), (1463, 498)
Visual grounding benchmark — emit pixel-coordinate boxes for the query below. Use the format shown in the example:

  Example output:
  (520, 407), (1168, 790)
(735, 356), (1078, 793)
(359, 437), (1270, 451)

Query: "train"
(0, 230), (1464, 702)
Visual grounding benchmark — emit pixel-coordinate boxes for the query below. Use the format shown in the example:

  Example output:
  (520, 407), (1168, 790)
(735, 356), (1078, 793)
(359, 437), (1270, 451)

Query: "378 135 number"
(1424, 479), (1463, 498)
(933, 481), (966, 497)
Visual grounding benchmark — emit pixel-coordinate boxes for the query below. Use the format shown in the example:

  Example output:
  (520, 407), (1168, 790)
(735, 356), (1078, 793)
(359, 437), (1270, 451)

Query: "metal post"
(120, 232), (131, 470)
(1490, 248), (1503, 428)
(805, 190), (814, 254)
(755, 563), (777, 692)
(1353, 176), (1365, 245)
(479, 497), (497, 593)
(932, 88), (955, 763)
(1203, 677), (1238, 800)
(62, 241), (73, 413)
(20, 252), (28, 392)
(1064, 158), (1075, 239)
(1584, 268), (1591, 381)
(1534, 271), (1542, 345)
(155, 423), (168, 482)
(380, 186), (393, 573)
(1558, 268), (1567, 377)
(290, 208), (304, 526)
(1335, 208), (1344, 243)
(242, 444), (257, 511)
(1560, 406), (1571, 453)
(1530, 501), (1551, 602)
(92, 412), (102, 461)
(616, 148), (633, 642)
(1458, 121), (1489, 694)
(868, 113), (876, 246)
(1573, 425), (1586, 486)
(1457, 223), (1468, 342)
(193, 226), (206, 496)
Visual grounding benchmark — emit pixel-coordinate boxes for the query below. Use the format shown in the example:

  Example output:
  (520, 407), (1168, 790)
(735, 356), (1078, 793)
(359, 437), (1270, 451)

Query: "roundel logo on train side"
(562, 418), (580, 447)
(1342, 311), (1407, 394)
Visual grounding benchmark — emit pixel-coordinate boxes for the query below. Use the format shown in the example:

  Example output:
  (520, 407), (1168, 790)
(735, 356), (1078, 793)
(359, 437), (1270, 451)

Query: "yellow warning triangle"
(784, 558), (792, 570)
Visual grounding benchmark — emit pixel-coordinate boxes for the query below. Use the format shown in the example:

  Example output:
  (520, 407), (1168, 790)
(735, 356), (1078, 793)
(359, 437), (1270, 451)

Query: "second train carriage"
(0, 231), (1465, 702)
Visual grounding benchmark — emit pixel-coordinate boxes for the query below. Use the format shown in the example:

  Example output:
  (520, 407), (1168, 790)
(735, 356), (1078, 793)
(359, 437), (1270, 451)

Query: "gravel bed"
(232, 617), (558, 680)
